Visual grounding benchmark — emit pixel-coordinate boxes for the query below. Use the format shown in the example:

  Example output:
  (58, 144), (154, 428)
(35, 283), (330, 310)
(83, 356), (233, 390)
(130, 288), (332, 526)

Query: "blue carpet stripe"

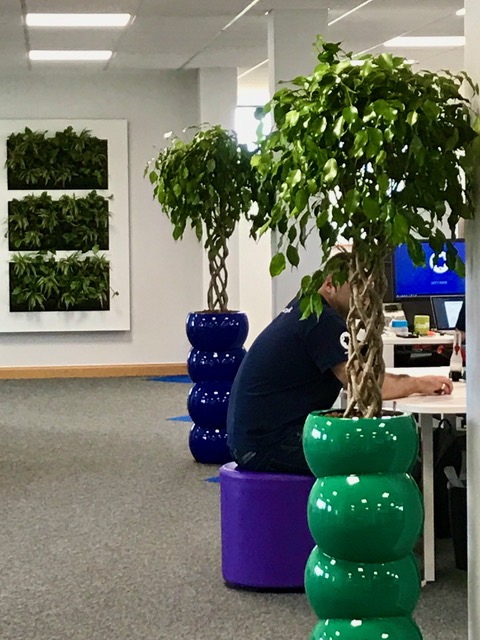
(204, 476), (220, 483)
(167, 415), (192, 423)
(148, 375), (192, 383)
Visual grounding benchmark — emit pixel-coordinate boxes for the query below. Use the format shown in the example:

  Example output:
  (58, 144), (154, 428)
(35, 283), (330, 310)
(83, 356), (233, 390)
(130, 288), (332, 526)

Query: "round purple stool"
(219, 462), (315, 591)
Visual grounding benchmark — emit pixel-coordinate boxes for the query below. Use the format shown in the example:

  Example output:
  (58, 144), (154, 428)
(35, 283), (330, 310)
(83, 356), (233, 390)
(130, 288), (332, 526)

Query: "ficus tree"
(252, 38), (479, 418)
(146, 125), (259, 312)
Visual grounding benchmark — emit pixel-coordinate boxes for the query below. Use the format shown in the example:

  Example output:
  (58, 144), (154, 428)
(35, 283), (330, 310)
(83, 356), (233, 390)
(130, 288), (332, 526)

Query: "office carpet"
(0, 378), (467, 640)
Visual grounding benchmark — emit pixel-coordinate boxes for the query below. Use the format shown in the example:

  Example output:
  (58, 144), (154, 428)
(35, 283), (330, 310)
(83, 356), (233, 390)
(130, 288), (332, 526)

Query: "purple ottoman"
(219, 462), (315, 591)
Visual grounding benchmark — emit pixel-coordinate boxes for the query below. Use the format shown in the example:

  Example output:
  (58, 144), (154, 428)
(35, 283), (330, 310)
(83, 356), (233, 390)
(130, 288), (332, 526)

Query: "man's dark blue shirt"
(227, 297), (349, 457)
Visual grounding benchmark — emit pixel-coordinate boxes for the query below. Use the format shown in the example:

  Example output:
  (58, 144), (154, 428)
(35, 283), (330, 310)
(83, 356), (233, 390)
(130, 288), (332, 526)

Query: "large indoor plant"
(147, 125), (259, 463)
(253, 39), (478, 639)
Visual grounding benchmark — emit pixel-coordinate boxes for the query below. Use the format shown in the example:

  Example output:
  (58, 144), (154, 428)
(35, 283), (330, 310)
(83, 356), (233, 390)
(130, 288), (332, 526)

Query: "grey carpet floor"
(0, 378), (467, 640)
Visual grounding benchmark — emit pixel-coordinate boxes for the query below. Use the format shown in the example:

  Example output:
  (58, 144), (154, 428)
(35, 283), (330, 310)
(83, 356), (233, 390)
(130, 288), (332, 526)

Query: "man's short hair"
(323, 250), (352, 285)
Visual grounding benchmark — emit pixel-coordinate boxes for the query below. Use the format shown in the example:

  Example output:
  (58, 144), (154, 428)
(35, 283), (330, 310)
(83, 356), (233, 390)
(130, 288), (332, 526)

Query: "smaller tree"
(146, 125), (258, 312)
(252, 39), (479, 418)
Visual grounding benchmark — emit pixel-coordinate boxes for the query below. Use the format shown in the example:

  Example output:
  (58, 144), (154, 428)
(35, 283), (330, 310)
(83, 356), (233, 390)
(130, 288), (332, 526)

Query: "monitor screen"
(432, 296), (465, 330)
(394, 240), (465, 298)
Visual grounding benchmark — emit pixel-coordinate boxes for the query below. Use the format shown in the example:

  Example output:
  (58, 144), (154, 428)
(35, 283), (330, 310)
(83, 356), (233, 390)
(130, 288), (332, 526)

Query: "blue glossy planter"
(187, 381), (231, 429)
(186, 311), (248, 464)
(187, 347), (246, 383)
(189, 425), (232, 465)
(186, 312), (249, 351)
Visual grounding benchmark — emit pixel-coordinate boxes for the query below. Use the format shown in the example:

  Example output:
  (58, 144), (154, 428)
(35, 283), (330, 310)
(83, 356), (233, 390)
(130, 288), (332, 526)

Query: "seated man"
(227, 261), (454, 476)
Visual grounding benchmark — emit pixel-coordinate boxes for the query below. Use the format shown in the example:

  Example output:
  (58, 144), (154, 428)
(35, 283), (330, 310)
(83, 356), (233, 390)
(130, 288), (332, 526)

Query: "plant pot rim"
(309, 409), (410, 420)
(189, 309), (246, 314)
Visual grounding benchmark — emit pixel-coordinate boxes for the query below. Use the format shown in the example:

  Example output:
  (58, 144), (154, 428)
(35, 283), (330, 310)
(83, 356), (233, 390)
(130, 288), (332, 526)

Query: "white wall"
(0, 70), (203, 366)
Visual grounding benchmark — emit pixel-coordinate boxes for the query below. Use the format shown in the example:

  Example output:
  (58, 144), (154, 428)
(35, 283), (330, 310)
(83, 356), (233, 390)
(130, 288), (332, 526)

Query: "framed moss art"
(9, 252), (114, 312)
(0, 119), (130, 333)
(6, 126), (108, 190)
(7, 191), (110, 252)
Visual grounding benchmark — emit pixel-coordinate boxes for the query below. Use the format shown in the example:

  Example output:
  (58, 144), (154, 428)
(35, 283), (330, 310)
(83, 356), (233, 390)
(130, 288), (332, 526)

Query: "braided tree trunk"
(206, 233), (229, 312)
(344, 244), (388, 418)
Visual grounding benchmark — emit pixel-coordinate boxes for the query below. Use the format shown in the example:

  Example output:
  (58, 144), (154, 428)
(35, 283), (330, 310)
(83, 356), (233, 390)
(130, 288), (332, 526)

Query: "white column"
(464, 2), (480, 637)
(198, 69), (240, 311)
(267, 10), (329, 315)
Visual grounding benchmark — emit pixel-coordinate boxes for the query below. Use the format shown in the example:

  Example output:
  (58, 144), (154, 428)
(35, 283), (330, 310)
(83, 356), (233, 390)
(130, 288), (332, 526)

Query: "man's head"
(318, 251), (351, 318)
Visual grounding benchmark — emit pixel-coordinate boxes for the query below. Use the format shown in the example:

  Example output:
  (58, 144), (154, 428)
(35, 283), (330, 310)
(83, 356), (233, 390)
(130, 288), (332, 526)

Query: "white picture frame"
(0, 119), (130, 332)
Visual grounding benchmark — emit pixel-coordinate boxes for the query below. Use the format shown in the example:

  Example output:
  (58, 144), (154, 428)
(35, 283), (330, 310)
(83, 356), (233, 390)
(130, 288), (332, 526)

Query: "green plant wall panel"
(9, 254), (111, 312)
(8, 191), (110, 252)
(0, 119), (130, 332)
(6, 127), (108, 190)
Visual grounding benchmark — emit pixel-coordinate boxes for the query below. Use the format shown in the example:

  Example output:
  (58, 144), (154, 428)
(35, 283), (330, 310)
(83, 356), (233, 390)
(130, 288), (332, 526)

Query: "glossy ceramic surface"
(303, 412), (418, 477)
(307, 473), (424, 562)
(189, 424), (232, 465)
(311, 617), (422, 640)
(303, 412), (423, 638)
(187, 381), (231, 429)
(187, 347), (246, 383)
(186, 311), (249, 351)
(305, 547), (421, 619)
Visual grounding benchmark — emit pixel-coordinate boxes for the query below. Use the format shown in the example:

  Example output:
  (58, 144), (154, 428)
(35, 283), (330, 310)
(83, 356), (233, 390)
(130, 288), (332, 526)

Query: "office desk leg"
(421, 414), (435, 583)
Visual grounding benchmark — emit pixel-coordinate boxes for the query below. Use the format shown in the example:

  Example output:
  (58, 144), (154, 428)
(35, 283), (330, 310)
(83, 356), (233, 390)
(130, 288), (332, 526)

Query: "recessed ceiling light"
(29, 50), (113, 61)
(384, 36), (466, 48)
(456, 8), (466, 16)
(26, 13), (131, 27)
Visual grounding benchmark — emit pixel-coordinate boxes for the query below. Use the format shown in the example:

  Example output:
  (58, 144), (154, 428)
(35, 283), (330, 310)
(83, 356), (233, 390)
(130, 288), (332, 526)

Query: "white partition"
(0, 119), (130, 332)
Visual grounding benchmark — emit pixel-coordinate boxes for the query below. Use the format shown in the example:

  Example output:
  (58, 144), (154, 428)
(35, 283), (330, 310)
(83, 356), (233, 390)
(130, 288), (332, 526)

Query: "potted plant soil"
(147, 125), (259, 463)
(253, 39), (478, 639)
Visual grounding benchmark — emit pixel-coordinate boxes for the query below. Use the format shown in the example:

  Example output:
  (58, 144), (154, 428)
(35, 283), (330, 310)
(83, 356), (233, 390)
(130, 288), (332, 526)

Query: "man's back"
(227, 297), (348, 460)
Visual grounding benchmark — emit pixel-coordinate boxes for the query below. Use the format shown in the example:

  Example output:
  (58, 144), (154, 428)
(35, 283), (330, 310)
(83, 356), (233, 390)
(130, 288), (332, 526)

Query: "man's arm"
(331, 362), (453, 400)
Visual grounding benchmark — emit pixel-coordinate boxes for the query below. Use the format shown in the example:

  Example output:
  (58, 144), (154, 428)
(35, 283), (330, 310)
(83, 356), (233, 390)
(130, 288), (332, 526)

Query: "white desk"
(385, 366), (466, 583)
(383, 333), (454, 368)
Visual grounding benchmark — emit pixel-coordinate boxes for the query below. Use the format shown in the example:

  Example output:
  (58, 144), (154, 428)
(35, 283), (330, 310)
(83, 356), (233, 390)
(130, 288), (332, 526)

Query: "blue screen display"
(394, 241), (466, 298)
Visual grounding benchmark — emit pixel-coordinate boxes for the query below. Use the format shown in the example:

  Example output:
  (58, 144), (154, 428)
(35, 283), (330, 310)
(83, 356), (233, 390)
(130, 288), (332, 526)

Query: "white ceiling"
(0, 0), (466, 97)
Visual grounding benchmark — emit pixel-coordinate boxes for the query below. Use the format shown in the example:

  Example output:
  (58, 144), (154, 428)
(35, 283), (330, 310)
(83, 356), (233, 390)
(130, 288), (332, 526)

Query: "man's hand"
(415, 375), (453, 396)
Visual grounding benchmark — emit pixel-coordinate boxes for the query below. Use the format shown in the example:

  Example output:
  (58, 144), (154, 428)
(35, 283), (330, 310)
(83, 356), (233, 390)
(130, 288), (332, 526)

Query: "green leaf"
(363, 197), (380, 220)
(270, 252), (286, 277)
(455, 255), (466, 278)
(406, 111), (418, 126)
(290, 169), (303, 185)
(393, 213), (409, 240)
(472, 115), (480, 134)
(342, 106), (358, 124)
(207, 159), (216, 172)
(286, 244), (300, 267)
(323, 158), (338, 183)
(295, 189), (309, 211)
(286, 110), (300, 127)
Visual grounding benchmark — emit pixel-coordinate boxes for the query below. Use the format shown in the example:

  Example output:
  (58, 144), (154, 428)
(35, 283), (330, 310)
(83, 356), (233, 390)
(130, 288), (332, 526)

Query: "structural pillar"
(267, 9), (329, 314)
(198, 68), (241, 312)
(464, 2), (480, 636)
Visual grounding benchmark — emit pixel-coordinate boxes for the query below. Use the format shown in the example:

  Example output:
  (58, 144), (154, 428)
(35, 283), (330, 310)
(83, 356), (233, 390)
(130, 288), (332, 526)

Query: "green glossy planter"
(305, 547), (421, 619)
(303, 411), (418, 477)
(303, 411), (423, 639)
(307, 473), (423, 562)
(311, 617), (422, 640)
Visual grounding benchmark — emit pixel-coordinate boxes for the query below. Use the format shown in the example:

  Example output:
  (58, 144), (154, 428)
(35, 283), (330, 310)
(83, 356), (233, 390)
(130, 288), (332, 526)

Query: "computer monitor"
(432, 296), (465, 330)
(394, 240), (465, 299)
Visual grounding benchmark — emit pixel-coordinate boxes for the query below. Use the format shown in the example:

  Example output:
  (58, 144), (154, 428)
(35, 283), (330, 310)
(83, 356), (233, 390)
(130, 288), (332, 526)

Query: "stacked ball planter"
(303, 411), (424, 640)
(186, 311), (248, 464)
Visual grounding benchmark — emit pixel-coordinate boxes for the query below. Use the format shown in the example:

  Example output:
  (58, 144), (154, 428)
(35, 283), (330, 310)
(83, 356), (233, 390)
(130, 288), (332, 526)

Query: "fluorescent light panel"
(384, 36), (466, 48)
(29, 50), (113, 61)
(26, 13), (131, 27)
(456, 8), (466, 16)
